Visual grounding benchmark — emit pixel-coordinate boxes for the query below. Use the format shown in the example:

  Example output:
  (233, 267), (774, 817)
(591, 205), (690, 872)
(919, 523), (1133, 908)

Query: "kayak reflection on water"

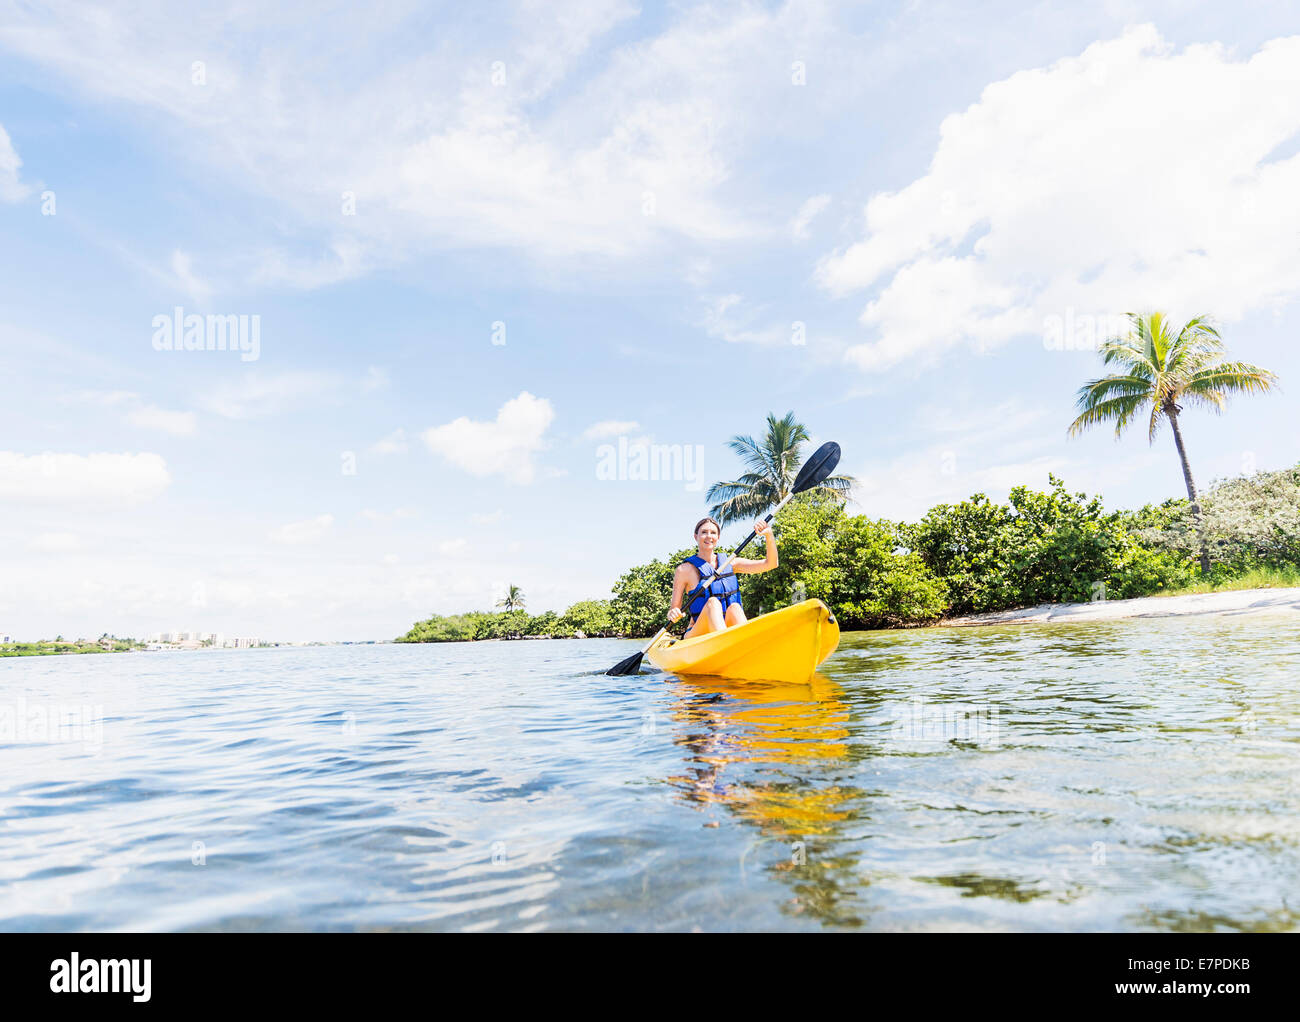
(667, 515), (778, 639)
(664, 673), (853, 830)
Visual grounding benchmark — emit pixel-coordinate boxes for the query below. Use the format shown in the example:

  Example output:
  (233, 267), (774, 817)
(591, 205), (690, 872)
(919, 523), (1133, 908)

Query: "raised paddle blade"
(606, 650), (645, 676)
(791, 441), (841, 494)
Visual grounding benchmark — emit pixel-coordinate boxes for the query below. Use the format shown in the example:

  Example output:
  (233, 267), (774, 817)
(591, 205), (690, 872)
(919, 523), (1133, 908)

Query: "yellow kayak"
(647, 599), (840, 684)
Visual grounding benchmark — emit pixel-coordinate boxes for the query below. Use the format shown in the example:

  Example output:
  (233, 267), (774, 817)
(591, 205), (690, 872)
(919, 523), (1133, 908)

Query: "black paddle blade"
(792, 441), (841, 494)
(606, 651), (645, 676)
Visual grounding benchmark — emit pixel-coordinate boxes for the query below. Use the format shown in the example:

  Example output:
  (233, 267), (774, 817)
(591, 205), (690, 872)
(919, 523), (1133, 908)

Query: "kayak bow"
(646, 599), (839, 684)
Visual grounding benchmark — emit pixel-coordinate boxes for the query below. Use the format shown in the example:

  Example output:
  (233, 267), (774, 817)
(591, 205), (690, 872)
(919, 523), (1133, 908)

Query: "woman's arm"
(666, 564), (692, 622)
(732, 519), (778, 574)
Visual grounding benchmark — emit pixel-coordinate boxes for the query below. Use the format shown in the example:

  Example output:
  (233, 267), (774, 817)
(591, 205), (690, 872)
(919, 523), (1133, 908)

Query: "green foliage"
(1119, 463), (1300, 573)
(557, 600), (616, 637)
(613, 493), (947, 636)
(742, 490), (840, 613)
(0, 638), (139, 656)
(830, 515), (948, 626)
(399, 467), (1296, 641)
(905, 475), (1193, 614)
(725, 490), (948, 629)
(397, 599), (620, 642)
(609, 552), (693, 638)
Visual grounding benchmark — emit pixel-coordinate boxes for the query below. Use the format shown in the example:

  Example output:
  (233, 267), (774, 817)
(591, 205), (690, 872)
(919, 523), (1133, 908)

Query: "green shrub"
(557, 599), (616, 637)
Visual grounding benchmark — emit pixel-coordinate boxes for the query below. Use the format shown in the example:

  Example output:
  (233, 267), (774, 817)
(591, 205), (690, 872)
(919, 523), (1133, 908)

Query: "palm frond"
(1165, 315), (1223, 380)
(1099, 337), (1156, 378)
(817, 473), (856, 494)
(726, 434), (770, 477)
(710, 412), (813, 520)
(1147, 402), (1164, 443)
(706, 473), (771, 504)
(1185, 362), (1279, 397)
(1068, 393), (1150, 438)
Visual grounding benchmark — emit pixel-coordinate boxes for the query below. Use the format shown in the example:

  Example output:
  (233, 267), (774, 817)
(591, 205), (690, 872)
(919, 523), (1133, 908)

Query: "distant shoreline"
(937, 586), (1300, 627)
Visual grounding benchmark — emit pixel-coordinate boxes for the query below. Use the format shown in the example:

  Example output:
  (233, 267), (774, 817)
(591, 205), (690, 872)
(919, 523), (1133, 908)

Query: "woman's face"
(695, 521), (719, 550)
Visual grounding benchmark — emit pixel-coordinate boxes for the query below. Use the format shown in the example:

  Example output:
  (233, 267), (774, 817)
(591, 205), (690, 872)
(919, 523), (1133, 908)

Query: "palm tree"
(496, 585), (526, 612)
(706, 411), (856, 525)
(1068, 312), (1278, 573)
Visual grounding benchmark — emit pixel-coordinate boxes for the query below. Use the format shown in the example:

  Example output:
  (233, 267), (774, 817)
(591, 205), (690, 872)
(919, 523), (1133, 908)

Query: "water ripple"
(2, 620), (1298, 930)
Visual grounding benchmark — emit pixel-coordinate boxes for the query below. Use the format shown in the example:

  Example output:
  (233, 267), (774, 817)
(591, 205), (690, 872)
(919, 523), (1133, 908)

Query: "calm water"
(2, 614), (1298, 932)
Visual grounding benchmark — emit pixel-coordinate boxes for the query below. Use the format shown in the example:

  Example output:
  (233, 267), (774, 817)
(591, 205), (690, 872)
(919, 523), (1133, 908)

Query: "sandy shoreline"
(938, 586), (1300, 627)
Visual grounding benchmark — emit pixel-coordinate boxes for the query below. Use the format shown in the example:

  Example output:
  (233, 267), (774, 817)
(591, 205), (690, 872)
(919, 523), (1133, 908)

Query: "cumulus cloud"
(819, 26), (1300, 371)
(422, 391), (554, 484)
(0, 451), (170, 506)
(271, 514), (334, 544)
(0, 123), (31, 202)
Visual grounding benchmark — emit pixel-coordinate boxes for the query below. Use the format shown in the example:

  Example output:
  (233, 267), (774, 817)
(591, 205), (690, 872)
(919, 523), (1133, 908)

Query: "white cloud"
(819, 26), (1300, 372)
(201, 371), (339, 419)
(361, 366), (389, 393)
(0, 451), (170, 506)
(170, 249), (212, 306)
(422, 391), (554, 484)
(700, 294), (789, 346)
(359, 507), (415, 522)
(0, 123), (30, 202)
(369, 428), (408, 455)
(0, 1), (866, 267)
(790, 194), (830, 239)
(581, 419), (639, 440)
(252, 241), (367, 291)
(29, 532), (80, 552)
(436, 538), (468, 556)
(126, 403), (197, 436)
(472, 509), (505, 524)
(72, 390), (196, 435)
(271, 514), (334, 544)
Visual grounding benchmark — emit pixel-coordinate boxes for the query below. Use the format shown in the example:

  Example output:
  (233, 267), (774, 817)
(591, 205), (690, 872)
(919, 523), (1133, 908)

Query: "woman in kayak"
(667, 516), (777, 639)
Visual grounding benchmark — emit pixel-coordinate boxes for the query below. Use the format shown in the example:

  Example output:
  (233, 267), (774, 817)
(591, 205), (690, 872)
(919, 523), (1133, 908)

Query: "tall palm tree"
(706, 411), (856, 525)
(496, 585), (526, 612)
(1068, 312), (1278, 573)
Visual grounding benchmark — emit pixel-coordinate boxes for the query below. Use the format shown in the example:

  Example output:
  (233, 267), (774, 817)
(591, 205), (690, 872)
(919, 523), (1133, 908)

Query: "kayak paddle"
(604, 441), (841, 676)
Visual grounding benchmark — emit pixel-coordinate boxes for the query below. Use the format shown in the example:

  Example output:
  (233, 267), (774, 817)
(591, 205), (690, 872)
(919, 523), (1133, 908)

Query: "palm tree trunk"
(1167, 407), (1211, 574)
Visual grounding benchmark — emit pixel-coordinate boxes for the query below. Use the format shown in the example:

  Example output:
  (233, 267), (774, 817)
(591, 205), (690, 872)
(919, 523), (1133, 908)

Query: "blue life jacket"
(683, 552), (742, 619)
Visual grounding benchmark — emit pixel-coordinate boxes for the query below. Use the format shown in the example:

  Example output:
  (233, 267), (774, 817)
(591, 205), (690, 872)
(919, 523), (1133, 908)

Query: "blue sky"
(2, 0), (1298, 641)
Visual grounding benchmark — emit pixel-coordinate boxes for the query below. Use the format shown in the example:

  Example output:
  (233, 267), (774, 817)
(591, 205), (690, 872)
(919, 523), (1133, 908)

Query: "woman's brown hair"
(693, 516), (721, 537)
